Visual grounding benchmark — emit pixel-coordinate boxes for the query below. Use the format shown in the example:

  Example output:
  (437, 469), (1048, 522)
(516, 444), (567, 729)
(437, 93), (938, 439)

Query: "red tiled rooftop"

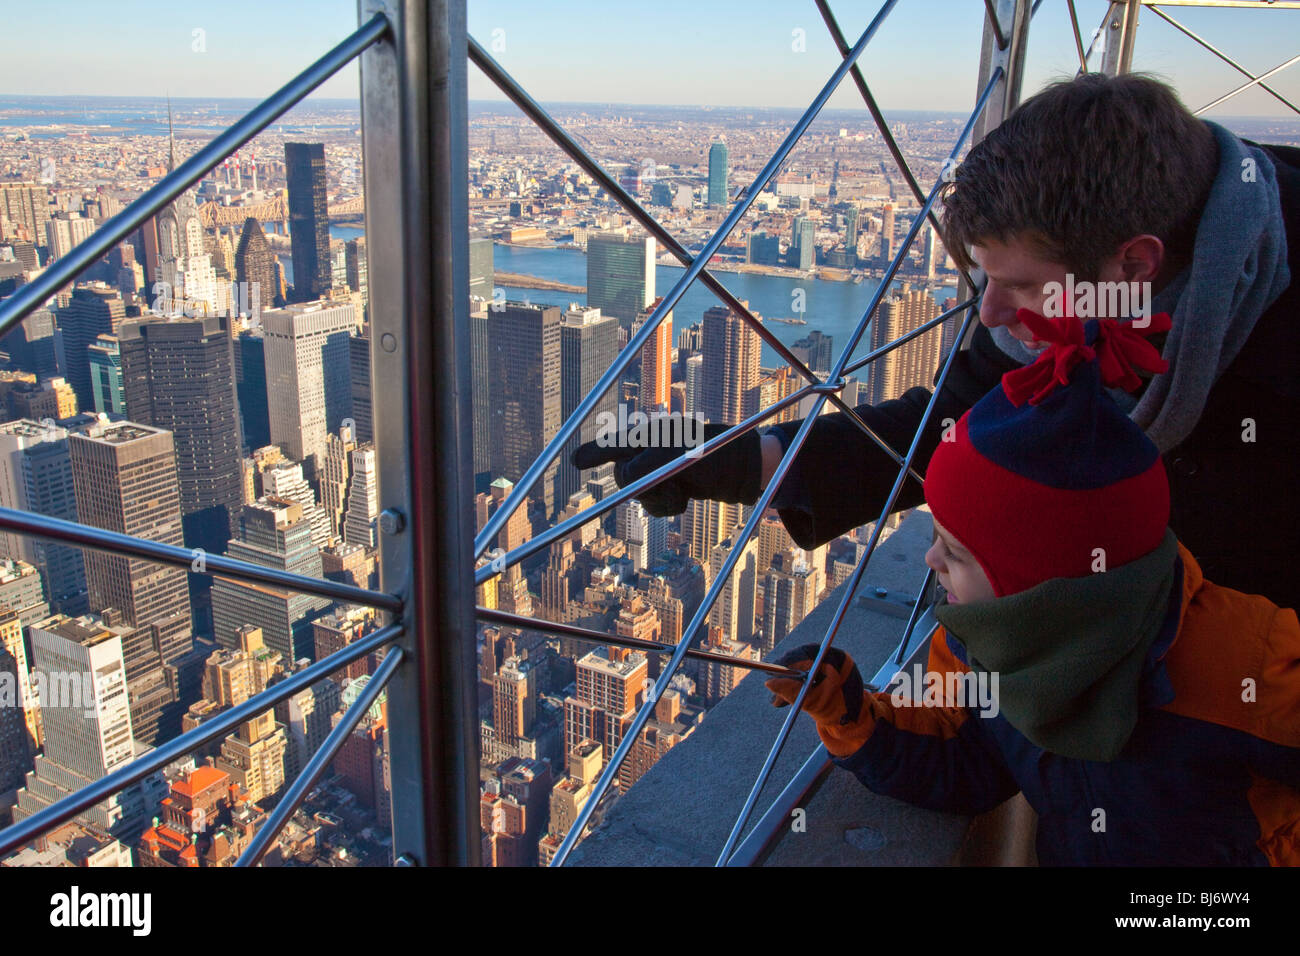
(173, 765), (228, 797)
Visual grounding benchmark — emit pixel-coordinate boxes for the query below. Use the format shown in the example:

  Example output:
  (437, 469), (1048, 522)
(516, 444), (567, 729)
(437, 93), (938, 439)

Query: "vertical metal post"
(1100, 0), (1140, 76)
(361, 0), (479, 865)
(955, 0), (1032, 346)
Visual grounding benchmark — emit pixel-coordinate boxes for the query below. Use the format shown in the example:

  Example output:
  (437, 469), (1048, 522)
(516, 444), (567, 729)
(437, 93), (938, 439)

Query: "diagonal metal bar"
(554, 59), (1002, 869)
(472, 0), (902, 560)
(0, 622), (401, 856)
(1067, 0), (1090, 74)
(477, 607), (808, 679)
(715, 300), (981, 866)
(237, 645), (404, 866)
(894, 565), (937, 667)
(713, 72), (1004, 863)
(0, 13), (390, 335)
(1148, 4), (1300, 115)
(474, 386), (816, 587)
(0, 505), (401, 614)
(1194, 50), (1300, 115)
(983, 0), (1010, 48)
(724, 611), (940, 866)
(549, 354), (859, 866)
(1082, 1), (1118, 73)
(823, 69), (1003, 387)
(468, 36), (890, 455)
(841, 295), (976, 376)
(816, 0), (975, 291)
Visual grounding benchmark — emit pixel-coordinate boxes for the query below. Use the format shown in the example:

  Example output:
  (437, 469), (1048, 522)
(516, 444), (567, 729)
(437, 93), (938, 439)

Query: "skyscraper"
(586, 234), (655, 328)
(87, 334), (126, 415)
(865, 283), (943, 405)
(261, 300), (357, 477)
(558, 305), (617, 508)
(1, 308), (59, 382)
(762, 550), (820, 653)
(708, 535), (759, 644)
(470, 240), (495, 489)
(343, 443), (380, 548)
(210, 497), (332, 661)
(493, 656), (536, 751)
(349, 329), (373, 444)
(0, 420), (87, 615)
(844, 204), (860, 252)
(791, 216), (815, 271)
(233, 326), (270, 451)
(345, 237), (368, 310)
(234, 217), (277, 319)
(57, 284), (125, 411)
(684, 353), (704, 419)
(0, 609), (34, 792)
(792, 329), (834, 375)
(617, 498), (667, 572)
(469, 236), (494, 302)
(471, 302), (491, 489)
(261, 459), (332, 549)
(322, 426), (357, 542)
(118, 315), (244, 578)
(708, 141), (729, 208)
(155, 105), (219, 316)
(682, 498), (741, 565)
(880, 202), (895, 263)
(635, 298), (672, 414)
(284, 143), (331, 303)
(68, 420), (194, 675)
(923, 222), (939, 280)
(13, 615), (168, 841)
(700, 302), (761, 425)
(563, 646), (647, 775)
(489, 302), (562, 516)
(0, 182), (51, 246)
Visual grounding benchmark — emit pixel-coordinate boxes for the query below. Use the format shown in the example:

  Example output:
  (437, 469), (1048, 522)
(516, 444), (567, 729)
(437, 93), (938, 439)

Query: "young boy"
(766, 308), (1300, 866)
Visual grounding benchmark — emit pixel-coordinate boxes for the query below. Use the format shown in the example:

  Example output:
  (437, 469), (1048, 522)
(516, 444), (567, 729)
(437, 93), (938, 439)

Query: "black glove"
(570, 421), (762, 517)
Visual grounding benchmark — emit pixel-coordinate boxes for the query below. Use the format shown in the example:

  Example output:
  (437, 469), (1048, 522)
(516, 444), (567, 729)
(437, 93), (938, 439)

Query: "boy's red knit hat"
(924, 309), (1173, 598)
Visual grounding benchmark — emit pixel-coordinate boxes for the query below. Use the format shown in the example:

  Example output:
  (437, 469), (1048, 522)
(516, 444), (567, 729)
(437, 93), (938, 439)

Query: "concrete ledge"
(569, 508), (972, 867)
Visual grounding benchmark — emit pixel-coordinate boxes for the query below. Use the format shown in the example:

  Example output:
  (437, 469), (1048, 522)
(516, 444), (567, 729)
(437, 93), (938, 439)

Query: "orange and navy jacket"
(823, 543), (1300, 866)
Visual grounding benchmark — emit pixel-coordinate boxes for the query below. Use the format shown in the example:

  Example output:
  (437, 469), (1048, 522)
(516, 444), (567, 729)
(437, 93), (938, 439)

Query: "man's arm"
(569, 319), (1020, 535)
(762, 321), (1020, 549)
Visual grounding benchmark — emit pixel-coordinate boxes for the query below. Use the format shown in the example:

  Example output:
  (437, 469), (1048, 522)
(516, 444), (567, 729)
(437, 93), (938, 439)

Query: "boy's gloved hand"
(765, 645), (875, 757)
(571, 422), (761, 518)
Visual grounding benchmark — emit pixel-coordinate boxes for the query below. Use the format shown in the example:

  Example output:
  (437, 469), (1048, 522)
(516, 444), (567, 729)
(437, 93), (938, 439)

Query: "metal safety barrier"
(1, 0), (1287, 868)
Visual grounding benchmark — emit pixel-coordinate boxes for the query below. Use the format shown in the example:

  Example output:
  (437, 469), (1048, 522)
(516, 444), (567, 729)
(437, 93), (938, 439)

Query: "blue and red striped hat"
(924, 308), (1173, 598)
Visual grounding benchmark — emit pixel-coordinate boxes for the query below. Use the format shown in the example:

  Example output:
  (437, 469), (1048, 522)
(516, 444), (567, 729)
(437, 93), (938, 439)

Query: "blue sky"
(6, 1), (1298, 117)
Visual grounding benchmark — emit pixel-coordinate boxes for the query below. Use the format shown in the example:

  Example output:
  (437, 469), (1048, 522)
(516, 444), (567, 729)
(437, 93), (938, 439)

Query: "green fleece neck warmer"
(931, 530), (1179, 762)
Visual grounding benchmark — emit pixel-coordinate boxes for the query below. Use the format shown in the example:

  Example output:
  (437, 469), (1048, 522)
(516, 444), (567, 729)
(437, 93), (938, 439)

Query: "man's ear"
(1104, 234), (1165, 284)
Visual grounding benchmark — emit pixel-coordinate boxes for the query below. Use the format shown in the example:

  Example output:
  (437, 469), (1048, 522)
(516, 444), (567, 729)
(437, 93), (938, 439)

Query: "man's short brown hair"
(939, 73), (1219, 281)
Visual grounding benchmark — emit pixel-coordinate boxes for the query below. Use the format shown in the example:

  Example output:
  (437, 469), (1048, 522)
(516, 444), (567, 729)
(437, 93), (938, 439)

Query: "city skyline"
(0, 1), (1295, 118)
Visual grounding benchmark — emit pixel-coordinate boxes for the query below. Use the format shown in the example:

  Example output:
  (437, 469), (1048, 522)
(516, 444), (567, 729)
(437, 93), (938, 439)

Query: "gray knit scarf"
(990, 121), (1291, 452)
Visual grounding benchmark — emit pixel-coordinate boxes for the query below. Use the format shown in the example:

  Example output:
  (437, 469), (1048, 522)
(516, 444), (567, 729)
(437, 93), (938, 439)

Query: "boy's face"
(925, 518), (996, 605)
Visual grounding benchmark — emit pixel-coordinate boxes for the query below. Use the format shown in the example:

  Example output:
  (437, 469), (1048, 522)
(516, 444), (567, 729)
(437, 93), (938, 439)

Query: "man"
(574, 73), (1298, 609)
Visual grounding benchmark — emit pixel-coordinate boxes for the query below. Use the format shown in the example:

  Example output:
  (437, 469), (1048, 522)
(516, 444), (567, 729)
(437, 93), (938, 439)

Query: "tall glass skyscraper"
(586, 234), (655, 328)
(285, 143), (332, 303)
(708, 141), (729, 208)
(558, 305), (617, 507)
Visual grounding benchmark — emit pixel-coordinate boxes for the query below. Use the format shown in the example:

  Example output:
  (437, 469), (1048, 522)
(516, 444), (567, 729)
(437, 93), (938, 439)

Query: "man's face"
(970, 238), (1072, 351)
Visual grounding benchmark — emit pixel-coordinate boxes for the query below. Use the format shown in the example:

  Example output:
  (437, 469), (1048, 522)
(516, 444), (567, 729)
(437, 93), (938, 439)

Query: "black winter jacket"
(771, 142), (1300, 611)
